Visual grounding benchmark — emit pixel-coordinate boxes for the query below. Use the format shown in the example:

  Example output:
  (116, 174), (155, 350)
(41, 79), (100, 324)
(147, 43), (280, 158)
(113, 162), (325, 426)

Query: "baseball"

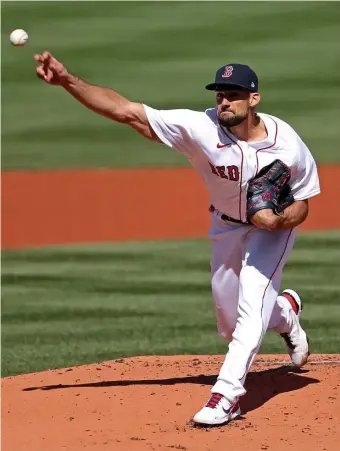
(10, 29), (28, 46)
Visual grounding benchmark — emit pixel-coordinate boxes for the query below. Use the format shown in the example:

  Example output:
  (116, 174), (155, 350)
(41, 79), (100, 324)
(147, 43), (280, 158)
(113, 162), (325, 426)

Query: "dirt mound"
(2, 355), (339, 451)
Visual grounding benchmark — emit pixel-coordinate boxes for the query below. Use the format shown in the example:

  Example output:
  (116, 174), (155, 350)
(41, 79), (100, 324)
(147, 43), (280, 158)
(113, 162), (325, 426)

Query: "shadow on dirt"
(23, 365), (319, 414)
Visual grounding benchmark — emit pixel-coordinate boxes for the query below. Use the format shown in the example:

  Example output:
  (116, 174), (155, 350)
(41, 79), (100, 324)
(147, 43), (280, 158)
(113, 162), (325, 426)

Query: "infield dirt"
(2, 355), (340, 451)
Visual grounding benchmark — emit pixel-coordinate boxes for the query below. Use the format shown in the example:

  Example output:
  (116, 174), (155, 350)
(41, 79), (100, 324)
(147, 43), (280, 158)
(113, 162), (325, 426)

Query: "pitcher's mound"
(2, 355), (339, 451)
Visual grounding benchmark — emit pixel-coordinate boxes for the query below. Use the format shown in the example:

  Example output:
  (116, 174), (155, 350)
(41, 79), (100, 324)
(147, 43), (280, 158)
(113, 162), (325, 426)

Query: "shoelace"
(281, 332), (295, 350)
(206, 393), (223, 409)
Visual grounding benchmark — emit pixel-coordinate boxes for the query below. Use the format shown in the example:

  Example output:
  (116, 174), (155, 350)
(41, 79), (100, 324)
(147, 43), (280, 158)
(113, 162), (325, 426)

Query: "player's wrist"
(249, 208), (275, 230)
(60, 72), (77, 88)
(272, 214), (284, 229)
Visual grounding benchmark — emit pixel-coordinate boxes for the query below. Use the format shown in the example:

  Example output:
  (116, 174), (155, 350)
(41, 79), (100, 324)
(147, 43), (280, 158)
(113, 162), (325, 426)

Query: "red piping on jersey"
(237, 144), (244, 220)
(220, 127), (244, 221)
(255, 118), (278, 175)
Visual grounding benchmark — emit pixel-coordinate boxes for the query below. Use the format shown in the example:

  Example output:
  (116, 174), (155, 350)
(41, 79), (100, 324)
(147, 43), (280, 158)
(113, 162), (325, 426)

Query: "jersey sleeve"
(290, 139), (321, 201)
(143, 104), (202, 155)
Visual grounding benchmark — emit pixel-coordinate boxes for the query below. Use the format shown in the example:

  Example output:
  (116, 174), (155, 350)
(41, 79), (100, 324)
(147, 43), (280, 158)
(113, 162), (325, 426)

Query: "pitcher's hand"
(34, 52), (69, 85)
(250, 208), (282, 231)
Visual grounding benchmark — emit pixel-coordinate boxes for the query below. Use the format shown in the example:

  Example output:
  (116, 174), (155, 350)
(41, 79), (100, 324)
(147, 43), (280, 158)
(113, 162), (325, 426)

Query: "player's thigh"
(210, 231), (244, 338)
(239, 227), (296, 319)
(211, 233), (244, 304)
(245, 227), (296, 281)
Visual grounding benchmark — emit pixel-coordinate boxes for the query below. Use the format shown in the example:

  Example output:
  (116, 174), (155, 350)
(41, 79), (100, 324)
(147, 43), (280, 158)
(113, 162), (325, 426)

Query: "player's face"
(216, 90), (252, 127)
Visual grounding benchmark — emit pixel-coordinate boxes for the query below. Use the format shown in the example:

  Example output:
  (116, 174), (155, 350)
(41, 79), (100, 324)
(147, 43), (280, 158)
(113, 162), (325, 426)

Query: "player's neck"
(229, 112), (268, 143)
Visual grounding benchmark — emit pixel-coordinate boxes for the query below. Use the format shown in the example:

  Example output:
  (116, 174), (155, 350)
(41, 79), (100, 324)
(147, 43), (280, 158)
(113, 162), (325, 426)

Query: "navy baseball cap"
(205, 63), (259, 92)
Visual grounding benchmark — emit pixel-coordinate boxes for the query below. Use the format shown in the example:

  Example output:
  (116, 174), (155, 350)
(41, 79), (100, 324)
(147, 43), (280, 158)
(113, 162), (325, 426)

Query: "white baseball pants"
(208, 212), (296, 403)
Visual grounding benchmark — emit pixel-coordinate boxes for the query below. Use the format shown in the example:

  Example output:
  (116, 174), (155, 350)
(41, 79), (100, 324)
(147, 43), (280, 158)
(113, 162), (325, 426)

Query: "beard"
(217, 109), (248, 128)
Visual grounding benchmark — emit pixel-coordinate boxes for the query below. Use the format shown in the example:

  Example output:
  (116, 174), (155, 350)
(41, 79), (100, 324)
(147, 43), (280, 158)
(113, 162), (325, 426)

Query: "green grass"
(2, 230), (340, 376)
(2, 1), (340, 170)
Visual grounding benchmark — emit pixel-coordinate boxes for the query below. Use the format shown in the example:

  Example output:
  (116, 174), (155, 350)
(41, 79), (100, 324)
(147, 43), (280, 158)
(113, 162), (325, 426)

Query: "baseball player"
(34, 53), (320, 426)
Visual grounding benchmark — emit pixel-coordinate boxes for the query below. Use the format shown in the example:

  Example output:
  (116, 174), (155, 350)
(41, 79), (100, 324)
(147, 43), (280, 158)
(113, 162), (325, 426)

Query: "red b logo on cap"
(222, 65), (233, 78)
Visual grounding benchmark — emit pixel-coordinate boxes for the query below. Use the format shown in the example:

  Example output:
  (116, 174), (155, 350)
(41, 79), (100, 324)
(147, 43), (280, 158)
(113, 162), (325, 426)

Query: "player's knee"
(215, 307), (236, 341)
(239, 266), (268, 293)
(217, 325), (233, 342)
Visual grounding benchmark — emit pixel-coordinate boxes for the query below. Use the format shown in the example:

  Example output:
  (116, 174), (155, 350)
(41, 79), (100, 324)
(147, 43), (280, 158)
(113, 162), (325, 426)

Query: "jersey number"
(209, 162), (240, 181)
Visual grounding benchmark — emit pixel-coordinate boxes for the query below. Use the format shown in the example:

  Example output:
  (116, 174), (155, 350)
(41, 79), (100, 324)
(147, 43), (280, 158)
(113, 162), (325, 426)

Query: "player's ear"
(250, 92), (261, 107)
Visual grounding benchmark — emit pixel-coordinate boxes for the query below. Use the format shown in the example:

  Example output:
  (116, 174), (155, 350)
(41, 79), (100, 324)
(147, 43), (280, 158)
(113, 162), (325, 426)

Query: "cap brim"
(205, 82), (256, 92)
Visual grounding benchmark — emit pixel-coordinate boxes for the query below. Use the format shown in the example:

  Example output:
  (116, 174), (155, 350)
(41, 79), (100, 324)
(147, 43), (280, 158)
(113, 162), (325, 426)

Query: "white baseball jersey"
(144, 105), (320, 222)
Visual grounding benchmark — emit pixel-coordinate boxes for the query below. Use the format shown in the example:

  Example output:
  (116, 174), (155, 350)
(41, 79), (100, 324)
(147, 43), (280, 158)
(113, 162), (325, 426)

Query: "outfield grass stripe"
(2, 230), (340, 375)
(2, 2), (340, 169)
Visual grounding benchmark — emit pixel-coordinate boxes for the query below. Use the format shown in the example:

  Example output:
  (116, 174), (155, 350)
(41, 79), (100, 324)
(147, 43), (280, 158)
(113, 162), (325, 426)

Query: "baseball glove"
(246, 159), (294, 222)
